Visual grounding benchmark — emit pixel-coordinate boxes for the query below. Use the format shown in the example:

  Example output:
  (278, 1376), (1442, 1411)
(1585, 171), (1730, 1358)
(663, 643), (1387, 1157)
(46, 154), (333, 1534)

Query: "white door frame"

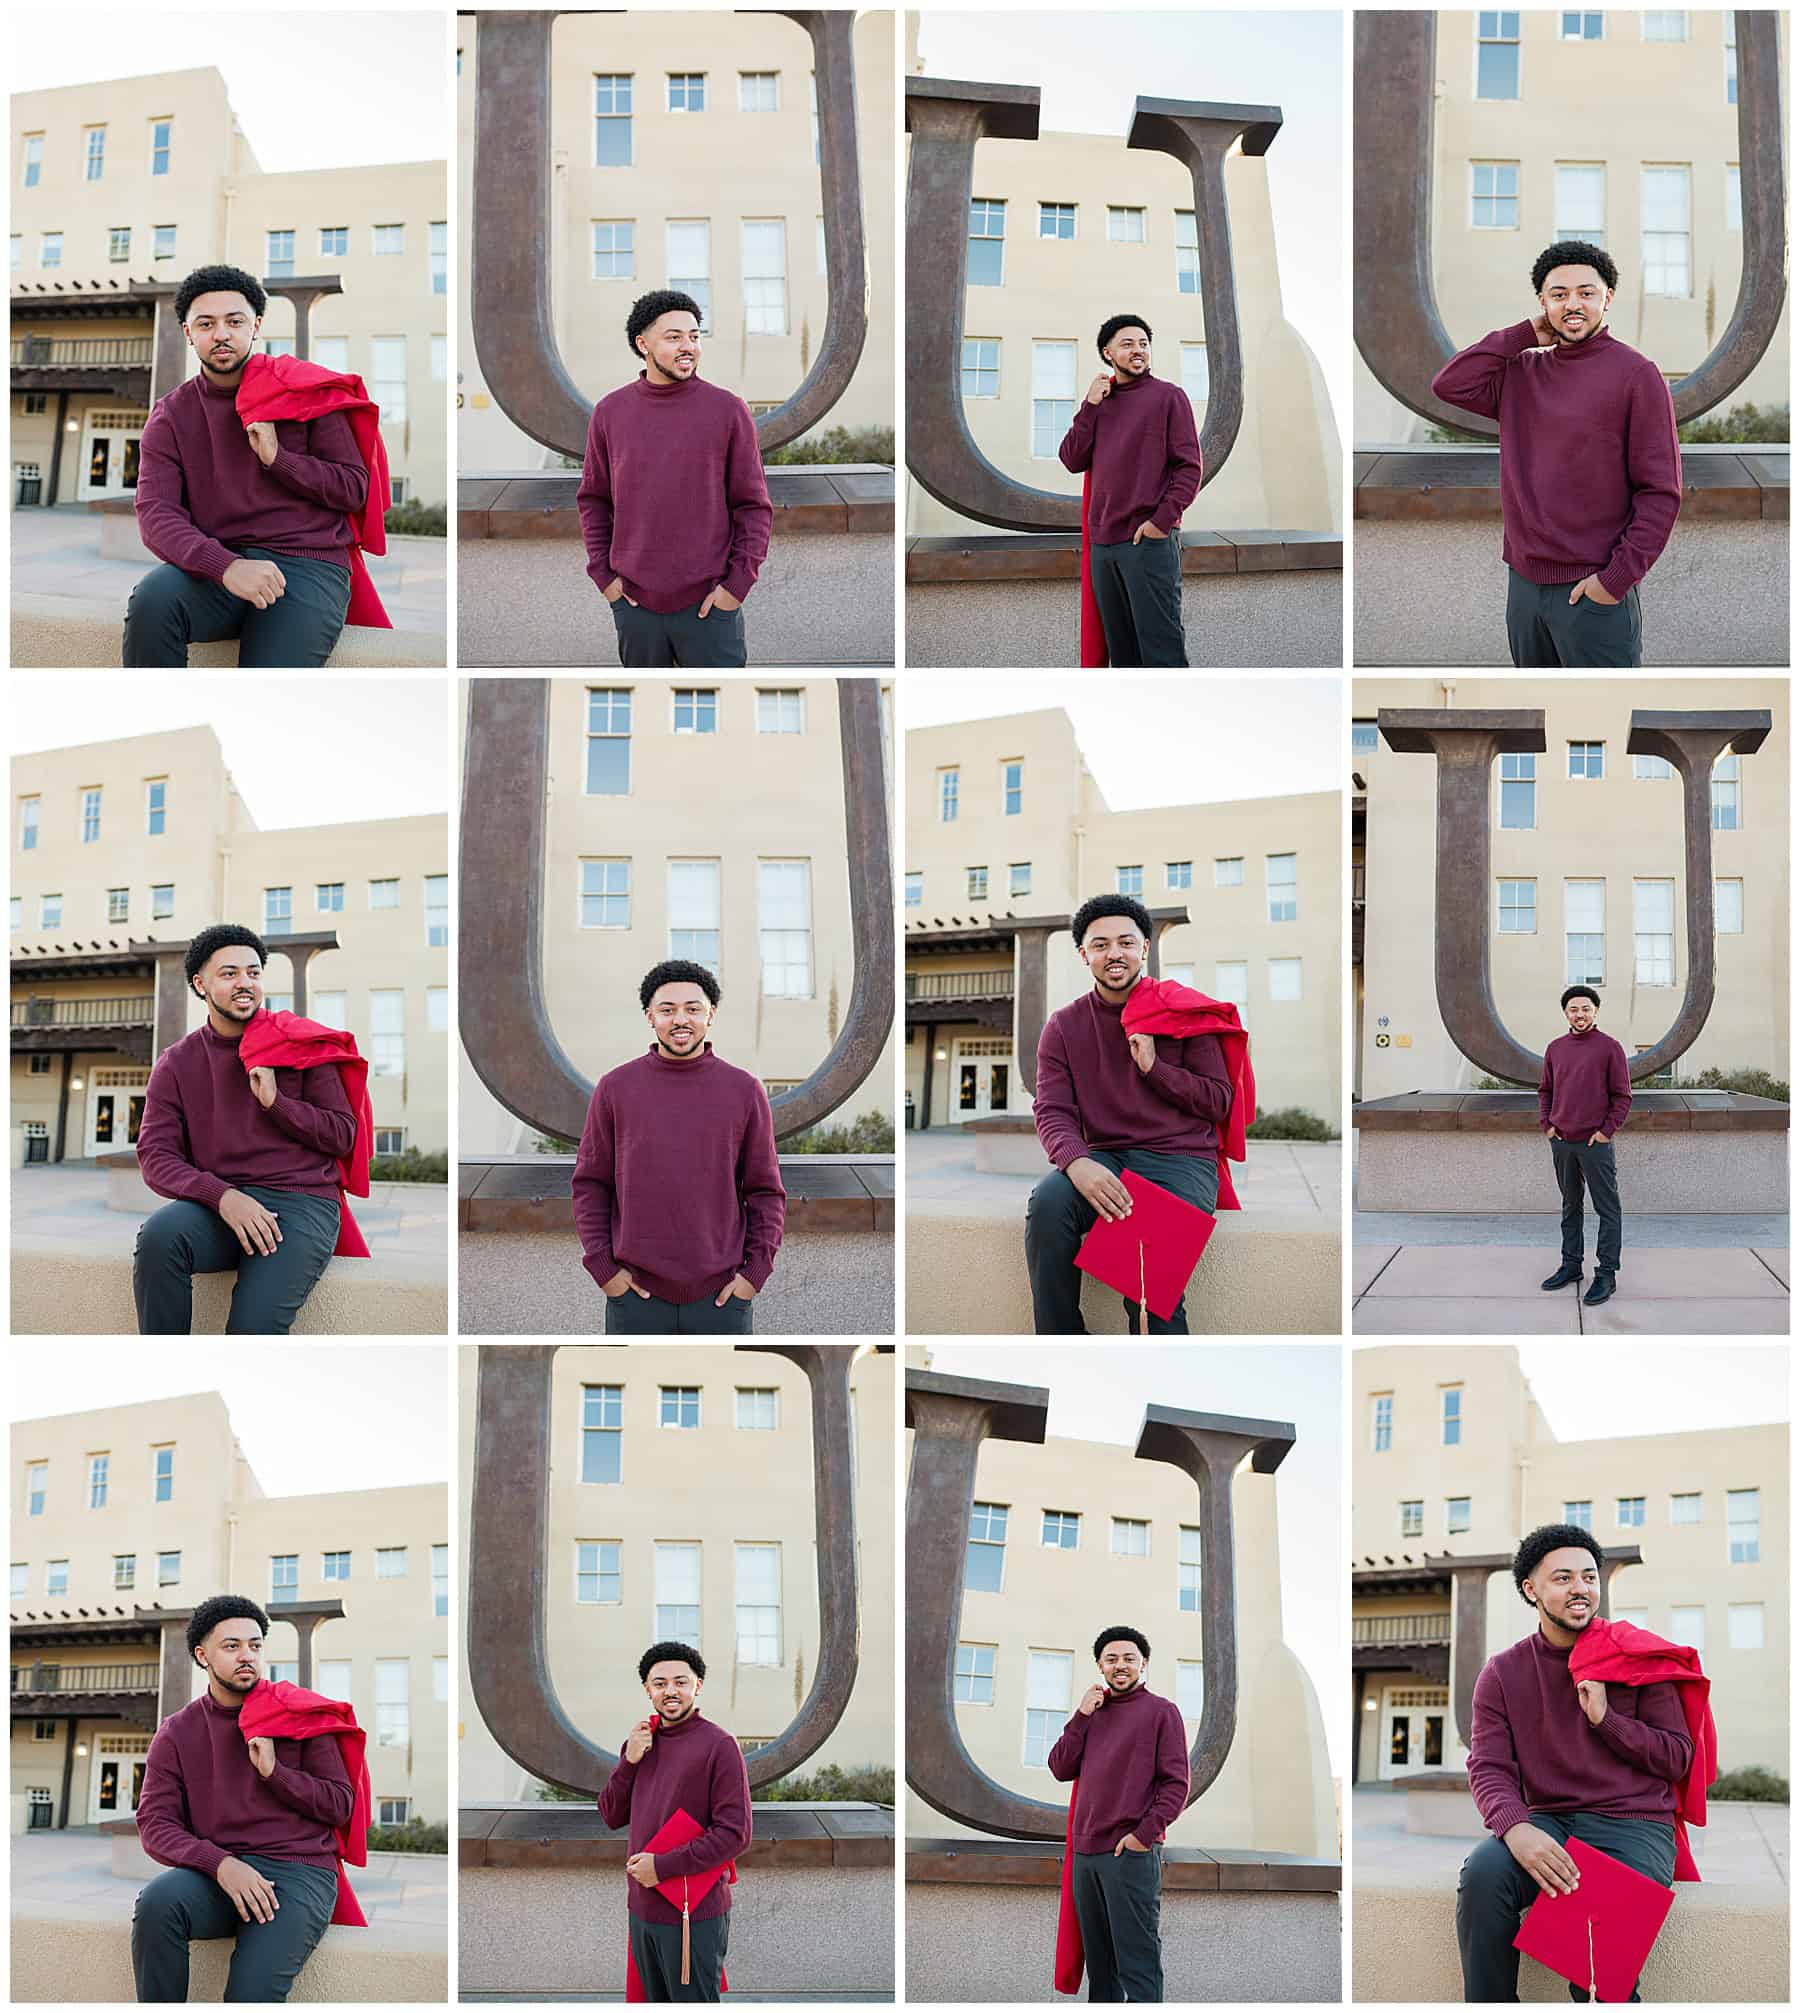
(1378, 1682), (1453, 1780)
(87, 1732), (152, 1823)
(84, 1067), (150, 1158)
(75, 408), (148, 502)
(948, 1036), (1014, 1124)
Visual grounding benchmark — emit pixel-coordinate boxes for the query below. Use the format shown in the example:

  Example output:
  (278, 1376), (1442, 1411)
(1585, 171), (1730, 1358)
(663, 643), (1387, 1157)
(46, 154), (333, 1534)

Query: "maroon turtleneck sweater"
(576, 372), (774, 613)
(571, 1044), (786, 1303)
(1046, 1682), (1191, 1854)
(1431, 321), (1682, 600)
(137, 1685), (353, 1877)
(135, 1016), (356, 1211)
(1538, 1027), (1633, 1138)
(1033, 988), (1233, 1172)
(134, 371), (366, 583)
(1468, 1629), (1691, 1839)
(1057, 372), (1203, 546)
(597, 1710), (752, 1924)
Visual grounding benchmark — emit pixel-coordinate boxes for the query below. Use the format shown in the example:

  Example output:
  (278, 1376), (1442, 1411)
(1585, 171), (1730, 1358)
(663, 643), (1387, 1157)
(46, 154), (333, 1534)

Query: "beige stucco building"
(1353, 678), (1789, 1100)
(11, 65), (447, 511)
(905, 706), (1340, 1131)
(1355, 9), (1789, 441)
(456, 10), (895, 469)
(905, 24), (1342, 539)
(11, 723), (449, 1162)
(459, 677), (895, 1151)
(457, 1344), (894, 1800)
(11, 1390), (449, 1832)
(902, 1350), (1336, 1859)
(1350, 1345), (1787, 1788)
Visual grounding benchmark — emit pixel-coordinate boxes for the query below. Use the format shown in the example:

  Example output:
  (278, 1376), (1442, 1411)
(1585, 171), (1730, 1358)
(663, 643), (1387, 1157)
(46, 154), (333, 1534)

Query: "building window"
(20, 795), (40, 850)
(1041, 1510), (1080, 1550)
(431, 1543), (448, 1617)
(1714, 878), (1743, 934)
(1117, 865), (1143, 896)
(961, 337), (1000, 398)
(905, 872), (922, 908)
(429, 219), (446, 294)
(26, 1464), (48, 1517)
(759, 860), (813, 998)
(1039, 201), (1076, 239)
(595, 73), (634, 164)
(1106, 205), (1146, 244)
(1724, 12), (1737, 101)
(1499, 751), (1536, 827)
(585, 687), (633, 794)
(966, 1501), (1008, 1592)
(47, 1559), (69, 1596)
(1009, 862), (1032, 898)
(672, 686), (718, 736)
(1633, 879), (1676, 986)
(85, 125), (107, 180)
(576, 1540), (621, 1604)
(369, 992), (405, 1078)
(1617, 1496), (1645, 1527)
(738, 70), (779, 112)
(668, 859), (721, 971)
(581, 1385), (623, 1484)
(375, 1660), (409, 1748)
(40, 894), (62, 929)
(1178, 1525), (1202, 1610)
(579, 859), (630, 929)
(150, 884), (173, 920)
(1213, 961), (1248, 1008)
(376, 1547), (408, 1579)
(968, 198), (1006, 286)
(735, 1388), (778, 1431)
(1642, 166), (1691, 296)
(144, 778), (167, 835)
(1498, 879), (1536, 934)
(315, 991), (349, 1030)
(592, 219), (635, 280)
(1669, 1606), (1705, 1650)
(1179, 343), (1209, 418)
(1111, 1517), (1149, 1557)
(109, 226), (131, 262)
(1174, 209), (1199, 293)
(1568, 740), (1604, 780)
(9, 1563), (25, 1597)
(153, 224), (176, 260)
(21, 387), (42, 412)
(954, 1642), (996, 1704)
(742, 219), (787, 336)
(939, 768), (960, 822)
(1400, 1500), (1423, 1538)
(78, 787), (103, 844)
(735, 1542), (781, 1663)
(1214, 856), (1243, 887)
(668, 71), (706, 113)
(153, 1447), (173, 1502)
(313, 336), (349, 374)
(1265, 852), (1298, 923)
(264, 886), (292, 937)
(317, 225), (348, 257)
(1174, 1660), (1204, 1724)
(1643, 9), (1688, 38)
(1728, 1603), (1764, 1650)
(1561, 9), (1603, 36)
(1555, 162), (1606, 244)
(424, 874), (449, 948)
(371, 336), (407, 424)
(40, 233), (63, 270)
(158, 1550), (181, 1585)
(1030, 341), (1076, 457)
(654, 1542), (701, 1641)
(756, 688), (804, 734)
(660, 1386), (702, 1430)
(1445, 1498), (1472, 1535)
(1371, 1393), (1393, 1451)
(967, 866), (988, 902)
(1441, 1387), (1462, 1446)
(115, 1553), (136, 1589)
(1712, 753), (1741, 829)
(150, 119), (172, 175)
(85, 1452), (109, 1509)
(1268, 958), (1302, 1002)
(1165, 860), (1193, 890)
(318, 1660), (352, 1701)
(1727, 1488), (1759, 1563)
(270, 1554), (299, 1604)
(373, 1127), (407, 1155)
(265, 228), (295, 279)
(1670, 1491), (1702, 1524)
(1565, 880), (1606, 986)
(313, 882), (344, 914)
(1633, 753), (1673, 782)
(666, 220), (711, 331)
(323, 1550), (350, 1580)
(1023, 1650), (1072, 1767)
(1476, 10), (1521, 98)
(23, 133), (43, 187)
(1564, 1499), (1593, 1529)
(377, 1796), (411, 1826)
(1471, 161), (1519, 229)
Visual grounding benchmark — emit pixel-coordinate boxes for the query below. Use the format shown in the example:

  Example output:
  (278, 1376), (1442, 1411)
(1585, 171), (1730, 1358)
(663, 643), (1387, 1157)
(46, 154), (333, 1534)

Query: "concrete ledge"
(1354, 1091), (1790, 1133)
(1352, 1876), (1788, 2002)
(1354, 446), (1788, 521)
(459, 1153), (893, 1234)
(907, 1837), (1339, 1892)
(905, 1205), (1341, 1335)
(10, 1910), (448, 2003)
(11, 592), (448, 670)
(459, 465), (894, 541)
(460, 1801), (893, 1870)
(905, 529), (1343, 580)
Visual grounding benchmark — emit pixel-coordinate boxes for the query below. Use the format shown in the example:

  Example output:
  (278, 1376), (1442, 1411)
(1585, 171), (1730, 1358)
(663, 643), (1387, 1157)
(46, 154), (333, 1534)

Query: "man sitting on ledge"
(1456, 1524), (1690, 2003)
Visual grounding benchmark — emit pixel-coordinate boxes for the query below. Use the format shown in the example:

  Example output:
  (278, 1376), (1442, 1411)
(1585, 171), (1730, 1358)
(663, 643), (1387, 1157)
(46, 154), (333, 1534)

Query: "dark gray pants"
(1026, 1147), (1219, 1334)
(132, 1854), (338, 2003)
(133, 1187), (341, 1335)
(604, 1287), (753, 1334)
(1090, 534), (1187, 667)
(1070, 1845), (1164, 2002)
(611, 595), (747, 667)
(1456, 1811), (1676, 2002)
(1552, 1138), (1623, 1272)
(1505, 570), (1642, 668)
(123, 548), (353, 669)
(627, 1908), (730, 2003)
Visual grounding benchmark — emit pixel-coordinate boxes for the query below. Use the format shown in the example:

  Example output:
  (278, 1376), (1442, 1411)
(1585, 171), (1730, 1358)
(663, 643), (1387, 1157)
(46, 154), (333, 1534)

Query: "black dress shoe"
(1582, 1270), (1616, 1305)
(1541, 1265), (1583, 1291)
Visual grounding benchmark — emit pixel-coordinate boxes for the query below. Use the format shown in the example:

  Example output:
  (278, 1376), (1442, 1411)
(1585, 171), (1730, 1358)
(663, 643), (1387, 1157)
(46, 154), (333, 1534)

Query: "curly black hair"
(184, 924), (268, 989)
(186, 1594), (270, 1659)
(1093, 1624), (1151, 1663)
(1531, 240), (1618, 295)
(638, 958), (720, 1013)
(1096, 312), (1152, 358)
(626, 289), (703, 357)
(1512, 1524), (1603, 1605)
(1561, 985), (1601, 1010)
(1071, 893), (1154, 948)
(638, 1639), (706, 1683)
(175, 263), (268, 323)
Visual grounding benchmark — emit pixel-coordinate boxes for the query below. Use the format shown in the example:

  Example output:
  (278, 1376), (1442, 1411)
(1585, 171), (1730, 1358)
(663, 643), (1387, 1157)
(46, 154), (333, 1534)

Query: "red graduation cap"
(1513, 1837), (1674, 2003)
(622, 1788), (737, 2001)
(1074, 1169), (1216, 1325)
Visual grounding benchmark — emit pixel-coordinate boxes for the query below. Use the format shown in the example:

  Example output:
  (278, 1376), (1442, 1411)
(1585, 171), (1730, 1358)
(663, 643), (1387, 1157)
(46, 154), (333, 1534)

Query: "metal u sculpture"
(468, 1343), (865, 1795)
(459, 677), (892, 1144)
(905, 78), (1280, 531)
(904, 1368), (1294, 1838)
(1378, 706), (1771, 1085)
(472, 10), (869, 457)
(1355, 10), (1787, 435)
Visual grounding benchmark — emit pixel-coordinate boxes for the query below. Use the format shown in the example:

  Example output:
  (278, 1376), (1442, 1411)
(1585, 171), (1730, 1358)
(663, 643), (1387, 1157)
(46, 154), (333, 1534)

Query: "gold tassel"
(681, 1885), (691, 1987)
(1587, 1915), (1595, 2003)
(1137, 1241), (1149, 1335)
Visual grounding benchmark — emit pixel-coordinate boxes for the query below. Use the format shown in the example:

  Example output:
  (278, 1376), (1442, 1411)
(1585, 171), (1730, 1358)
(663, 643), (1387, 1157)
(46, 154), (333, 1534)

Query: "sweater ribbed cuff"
(740, 1253), (774, 1293)
(1594, 560), (1638, 604)
(1485, 1799), (1533, 1840)
(719, 568), (755, 606)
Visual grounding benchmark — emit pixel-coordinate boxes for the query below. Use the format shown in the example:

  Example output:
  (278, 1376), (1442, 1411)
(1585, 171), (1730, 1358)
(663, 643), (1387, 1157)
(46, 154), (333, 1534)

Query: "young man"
(133, 1596), (351, 2004)
(577, 290), (773, 669)
(1456, 1526), (1691, 2004)
(572, 960), (786, 1333)
(1538, 985), (1632, 1307)
(1047, 1626), (1190, 2004)
(1026, 897), (1232, 1334)
(134, 925), (350, 1335)
(1058, 314), (1203, 668)
(598, 1641), (753, 2004)
(126, 265), (368, 668)
(1431, 240), (1682, 669)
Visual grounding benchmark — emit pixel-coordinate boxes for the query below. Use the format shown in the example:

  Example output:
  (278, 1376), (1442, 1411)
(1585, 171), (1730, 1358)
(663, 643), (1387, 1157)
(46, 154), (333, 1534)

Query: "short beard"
(655, 1696), (698, 1722)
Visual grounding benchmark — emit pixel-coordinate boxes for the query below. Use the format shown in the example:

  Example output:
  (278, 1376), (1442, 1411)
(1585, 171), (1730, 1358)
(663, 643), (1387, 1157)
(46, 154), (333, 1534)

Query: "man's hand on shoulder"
(1067, 1157), (1132, 1223)
(219, 1189), (282, 1257)
(222, 558), (286, 609)
(602, 1267), (652, 1300)
(1503, 1821), (1581, 1897)
(247, 1066), (277, 1111)
(246, 1736), (276, 1779)
(215, 1855), (280, 1923)
(1576, 1679), (1608, 1727)
(244, 420), (280, 469)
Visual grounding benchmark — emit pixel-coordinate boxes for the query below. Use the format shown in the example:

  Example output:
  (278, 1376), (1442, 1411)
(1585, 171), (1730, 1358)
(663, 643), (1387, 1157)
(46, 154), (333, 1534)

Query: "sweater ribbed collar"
(1550, 325), (1616, 366)
(641, 1040), (719, 1073)
(634, 369), (701, 400)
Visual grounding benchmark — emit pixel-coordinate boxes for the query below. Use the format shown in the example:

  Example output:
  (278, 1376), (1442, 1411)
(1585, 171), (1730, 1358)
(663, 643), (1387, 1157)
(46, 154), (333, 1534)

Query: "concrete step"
(12, 592), (446, 669)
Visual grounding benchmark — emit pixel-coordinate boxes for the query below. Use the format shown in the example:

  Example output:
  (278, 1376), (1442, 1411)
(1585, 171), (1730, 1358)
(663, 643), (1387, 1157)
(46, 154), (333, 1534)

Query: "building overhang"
(13, 944), (158, 984)
(10, 1608), (161, 1650)
(1352, 1643), (1450, 1681)
(1351, 1557), (1456, 1597)
(12, 365), (152, 401)
(10, 284), (162, 323)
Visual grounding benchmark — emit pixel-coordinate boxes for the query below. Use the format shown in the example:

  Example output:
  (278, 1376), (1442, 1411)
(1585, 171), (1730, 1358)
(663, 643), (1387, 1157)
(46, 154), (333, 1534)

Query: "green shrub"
(383, 499), (447, 537)
(1678, 402), (1789, 445)
(1690, 1065), (1790, 1103)
(368, 1148), (449, 1184)
(764, 425), (894, 467)
(780, 1111), (895, 1154)
(1245, 1106), (1339, 1143)
(1710, 1765), (1789, 1802)
(754, 1762), (894, 1804)
(365, 1818), (449, 1852)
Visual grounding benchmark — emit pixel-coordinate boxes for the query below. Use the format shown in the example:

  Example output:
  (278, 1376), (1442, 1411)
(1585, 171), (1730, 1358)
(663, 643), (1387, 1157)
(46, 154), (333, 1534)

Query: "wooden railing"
(11, 1662), (158, 1693)
(1352, 1612), (1451, 1648)
(905, 969), (1014, 1002)
(11, 996), (154, 1028)
(11, 337), (153, 367)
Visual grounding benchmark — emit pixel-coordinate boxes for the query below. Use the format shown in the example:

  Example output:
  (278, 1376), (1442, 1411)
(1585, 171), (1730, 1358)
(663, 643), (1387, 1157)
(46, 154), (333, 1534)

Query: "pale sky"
(10, 12), (451, 170)
(10, 676), (450, 827)
(1516, 1343), (1789, 1439)
(9, 1345), (449, 1494)
(916, 11), (1346, 442)
(929, 1343), (1346, 1778)
(903, 675), (1343, 805)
